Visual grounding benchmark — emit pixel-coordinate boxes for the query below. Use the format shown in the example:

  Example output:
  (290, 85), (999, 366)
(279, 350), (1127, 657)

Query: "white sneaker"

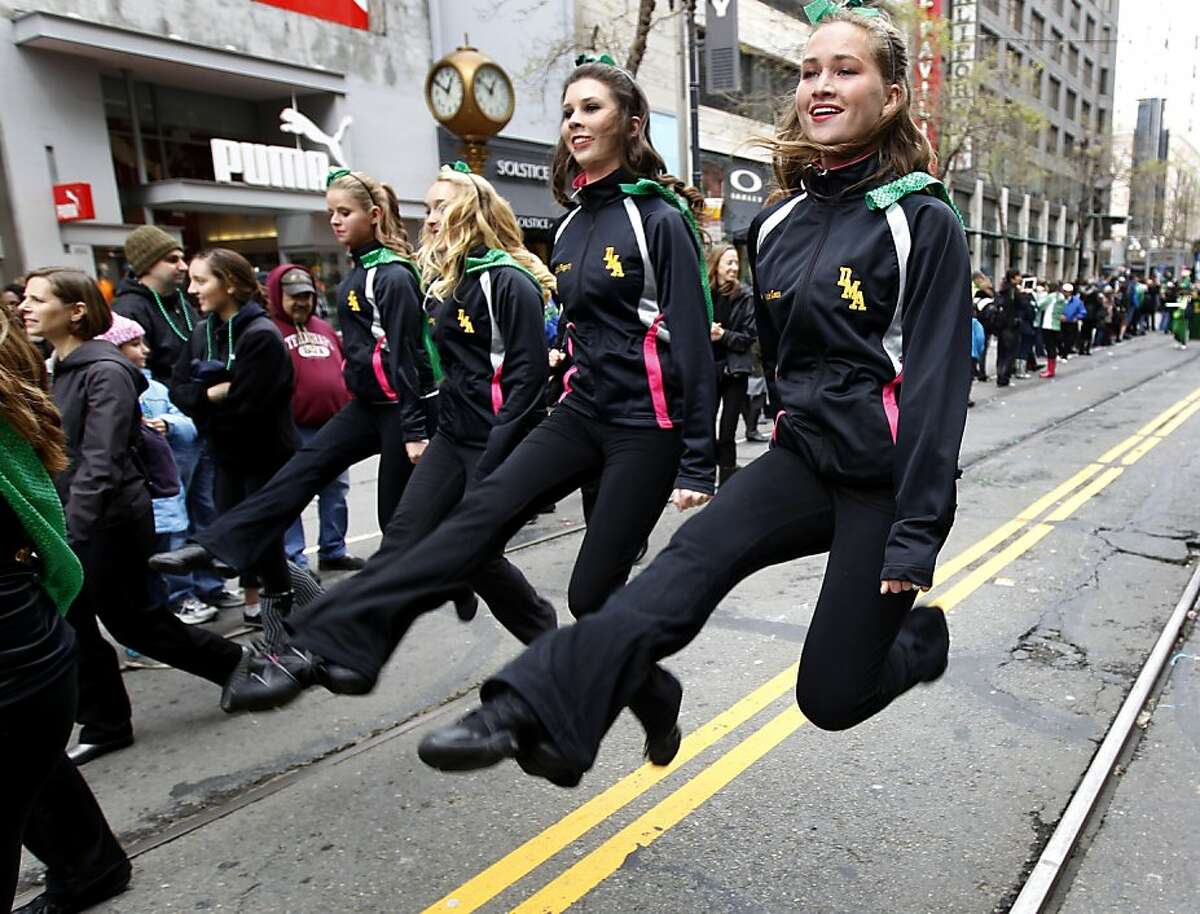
(175, 597), (219, 625)
(243, 602), (263, 628)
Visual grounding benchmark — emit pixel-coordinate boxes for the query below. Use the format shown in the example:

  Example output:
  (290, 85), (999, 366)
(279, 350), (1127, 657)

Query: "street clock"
(424, 46), (515, 163)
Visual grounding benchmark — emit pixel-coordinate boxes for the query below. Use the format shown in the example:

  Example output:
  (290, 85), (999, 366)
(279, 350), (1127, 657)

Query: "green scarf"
(464, 248), (545, 295)
(357, 246), (444, 384)
(0, 417), (83, 614)
(864, 172), (967, 228)
(619, 179), (715, 325)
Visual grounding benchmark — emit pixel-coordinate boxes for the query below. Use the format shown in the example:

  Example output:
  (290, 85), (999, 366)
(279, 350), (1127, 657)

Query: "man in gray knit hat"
(112, 225), (194, 383)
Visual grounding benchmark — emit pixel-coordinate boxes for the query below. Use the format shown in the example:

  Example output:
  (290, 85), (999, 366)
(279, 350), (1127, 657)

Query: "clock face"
(473, 64), (514, 123)
(429, 65), (465, 121)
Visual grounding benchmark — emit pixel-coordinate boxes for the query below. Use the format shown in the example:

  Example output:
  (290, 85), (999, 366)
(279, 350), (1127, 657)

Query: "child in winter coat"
(97, 314), (211, 623)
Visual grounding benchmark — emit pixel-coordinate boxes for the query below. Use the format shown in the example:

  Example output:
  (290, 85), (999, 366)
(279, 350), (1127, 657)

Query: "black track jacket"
(339, 242), (434, 442)
(550, 169), (716, 493)
(747, 156), (972, 586)
(428, 250), (548, 478)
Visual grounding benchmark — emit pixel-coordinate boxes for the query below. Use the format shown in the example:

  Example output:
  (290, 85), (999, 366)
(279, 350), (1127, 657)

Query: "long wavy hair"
(706, 244), (739, 296)
(759, 3), (934, 196)
(0, 309), (68, 473)
(549, 62), (705, 218)
(327, 170), (413, 256)
(418, 166), (556, 303)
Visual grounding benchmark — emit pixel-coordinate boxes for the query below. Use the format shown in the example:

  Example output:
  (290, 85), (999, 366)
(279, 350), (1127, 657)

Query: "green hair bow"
(803, 0), (880, 25)
(448, 160), (472, 174)
(574, 52), (618, 68)
(326, 167), (352, 187)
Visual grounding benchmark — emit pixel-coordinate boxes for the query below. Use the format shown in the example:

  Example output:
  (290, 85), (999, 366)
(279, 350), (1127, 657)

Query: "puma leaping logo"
(279, 108), (353, 167)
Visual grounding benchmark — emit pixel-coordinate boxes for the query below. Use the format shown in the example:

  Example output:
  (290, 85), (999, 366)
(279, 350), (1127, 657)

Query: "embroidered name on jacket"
(602, 247), (624, 278)
(838, 267), (866, 311)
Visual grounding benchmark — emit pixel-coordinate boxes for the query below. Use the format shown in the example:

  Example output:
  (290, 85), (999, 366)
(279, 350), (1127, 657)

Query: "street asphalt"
(16, 332), (1200, 914)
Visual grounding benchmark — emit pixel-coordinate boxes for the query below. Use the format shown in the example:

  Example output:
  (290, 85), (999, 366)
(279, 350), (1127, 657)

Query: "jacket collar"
(351, 240), (384, 267)
(574, 167), (635, 211)
(804, 153), (888, 203)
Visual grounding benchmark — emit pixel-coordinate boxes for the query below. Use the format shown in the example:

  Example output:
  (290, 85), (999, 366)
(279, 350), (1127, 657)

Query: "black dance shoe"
(220, 644), (373, 713)
(641, 670), (684, 767)
(67, 734), (134, 766)
(418, 690), (581, 786)
(901, 605), (950, 684)
(454, 591), (479, 622)
(148, 543), (237, 578)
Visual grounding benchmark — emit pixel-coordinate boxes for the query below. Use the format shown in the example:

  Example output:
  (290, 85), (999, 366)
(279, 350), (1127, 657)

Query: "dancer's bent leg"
(485, 446), (836, 772)
(289, 408), (603, 680)
(195, 399), (384, 571)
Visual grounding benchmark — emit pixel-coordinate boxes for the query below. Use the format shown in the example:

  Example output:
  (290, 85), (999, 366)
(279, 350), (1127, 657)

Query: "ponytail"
(327, 169), (413, 256)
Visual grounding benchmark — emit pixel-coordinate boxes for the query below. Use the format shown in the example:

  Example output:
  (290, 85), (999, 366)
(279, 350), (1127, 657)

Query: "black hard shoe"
(15, 883), (130, 914)
(900, 605), (950, 684)
(148, 544), (237, 578)
(201, 587), (245, 611)
(318, 554), (367, 572)
(67, 734), (134, 766)
(220, 644), (373, 713)
(418, 690), (581, 786)
(455, 591), (479, 622)
(641, 670), (684, 767)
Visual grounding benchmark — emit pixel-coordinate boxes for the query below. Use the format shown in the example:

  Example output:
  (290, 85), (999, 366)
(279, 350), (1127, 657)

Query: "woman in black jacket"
(150, 172), (436, 612)
(707, 244), (756, 485)
(170, 249), (298, 643)
(18, 269), (243, 766)
(418, 5), (970, 786)
(220, 59), (716, 764)
(0, 309), (129, 914)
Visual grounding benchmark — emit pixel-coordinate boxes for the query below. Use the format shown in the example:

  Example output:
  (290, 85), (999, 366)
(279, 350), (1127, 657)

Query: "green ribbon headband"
(803, 0), (880, 25)
(574, 52), (618, 68)
(326, 167), (352, 188)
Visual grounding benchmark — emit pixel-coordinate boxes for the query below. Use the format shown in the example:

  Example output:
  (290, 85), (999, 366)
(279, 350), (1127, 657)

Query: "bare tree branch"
(625, 0), (658, 76)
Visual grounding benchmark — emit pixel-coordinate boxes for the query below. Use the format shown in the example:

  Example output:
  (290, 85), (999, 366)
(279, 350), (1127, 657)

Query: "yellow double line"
(423, 385), (1200, 914)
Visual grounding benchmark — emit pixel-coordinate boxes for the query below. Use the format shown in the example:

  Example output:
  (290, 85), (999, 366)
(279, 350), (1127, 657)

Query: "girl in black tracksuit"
(221, 66), (716, 754)
(417, 8), (973, 784)
(172, 249), (298, 635)
(152, 170), (435, 598)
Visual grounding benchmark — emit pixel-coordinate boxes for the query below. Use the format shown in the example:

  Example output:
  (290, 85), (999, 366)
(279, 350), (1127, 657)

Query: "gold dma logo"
(838, 267), (866, 311)
(603, 247), (624, 278)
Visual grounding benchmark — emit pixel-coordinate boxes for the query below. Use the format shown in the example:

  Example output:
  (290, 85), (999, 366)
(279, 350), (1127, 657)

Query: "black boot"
(220, 643), (374, 713)
(454, 590), (479, 622)
(636, 668), (684, 767)
(896, 605), (950, 684)
(418, 689), (581, 787)
(148, 543), (237, 578)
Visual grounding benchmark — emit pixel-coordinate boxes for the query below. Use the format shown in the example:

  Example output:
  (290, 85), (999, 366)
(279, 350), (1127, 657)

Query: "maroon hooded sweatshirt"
(266, 263), (351, 428)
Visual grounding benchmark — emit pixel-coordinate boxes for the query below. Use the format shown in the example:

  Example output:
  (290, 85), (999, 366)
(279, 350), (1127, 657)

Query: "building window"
(1008, 48), (1023, 79)
(980, 26), (999, 56)
(1054, 0), (1063, 14)
(1048, 125), (1060, 154)
(1081, 99), (1092, 130)
(1084, 58), (1094, 88)
(1051, 29), (1063, 63)
(1068, 44), (1079, 76)
(1048, 75), (1061, 110)
(1064, 132), (1075, 156)
(1031, 11), (1045, 42)
(982, 0), (999, 13)
(1098, 107), (1108, 133)
(1031, 66), (1043, 100)
(1010, 0), (1024, 31)
(1066, 88), (1077, 120)
(1070, 1), (1081, 30)
(1086, 15), (1095, 41)
(1099, 67), (1110, 94)
(698, 48), (801, 125)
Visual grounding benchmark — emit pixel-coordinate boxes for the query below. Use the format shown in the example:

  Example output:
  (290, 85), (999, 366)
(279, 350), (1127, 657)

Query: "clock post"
(424, 45), (515, 172)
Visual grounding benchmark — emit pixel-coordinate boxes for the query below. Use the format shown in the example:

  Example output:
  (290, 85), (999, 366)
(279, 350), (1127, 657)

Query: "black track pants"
(213, 464), (290, 593)
(995, 328), (1019, 385)
(372, 432), (557, 644)
(290, 407), (683, 730)
(196, 399), (419, 573)
(69, 512), (243, 743)
(487, 434), (940, 773)
(3, 669), (129, 911)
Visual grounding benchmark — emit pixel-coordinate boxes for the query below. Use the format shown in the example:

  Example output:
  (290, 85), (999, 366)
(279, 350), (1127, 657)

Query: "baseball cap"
(280, 268), (316, 295)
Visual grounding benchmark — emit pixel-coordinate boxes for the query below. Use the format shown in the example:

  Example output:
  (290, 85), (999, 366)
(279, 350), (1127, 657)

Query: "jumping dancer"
(19, 269), (244, 765)
(418, 2), (971, 786)
(150, 170), (437, 598)
(220, 58), (718, 767)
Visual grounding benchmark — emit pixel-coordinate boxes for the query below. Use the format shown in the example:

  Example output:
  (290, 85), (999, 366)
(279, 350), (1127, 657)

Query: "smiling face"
(796, 21), (900, 151)
(188, 256), (232, 315)
(19, 276), (83, 342)
(141, 249), (189, 294)
(560, 77), (635, 178)
(718, 248), (740, 286)
(119, 337), (149, 370)
(326, 187), (378, 248)
(423, 179), (462, 239)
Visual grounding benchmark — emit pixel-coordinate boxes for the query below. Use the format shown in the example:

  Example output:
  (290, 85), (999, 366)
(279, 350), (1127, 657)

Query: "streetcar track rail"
(1008, 556), (1200, 913)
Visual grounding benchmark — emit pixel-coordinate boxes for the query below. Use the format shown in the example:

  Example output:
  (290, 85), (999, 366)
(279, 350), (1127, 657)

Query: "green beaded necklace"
(205, 315), (235, 369)
(150, 288), (194, 342)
